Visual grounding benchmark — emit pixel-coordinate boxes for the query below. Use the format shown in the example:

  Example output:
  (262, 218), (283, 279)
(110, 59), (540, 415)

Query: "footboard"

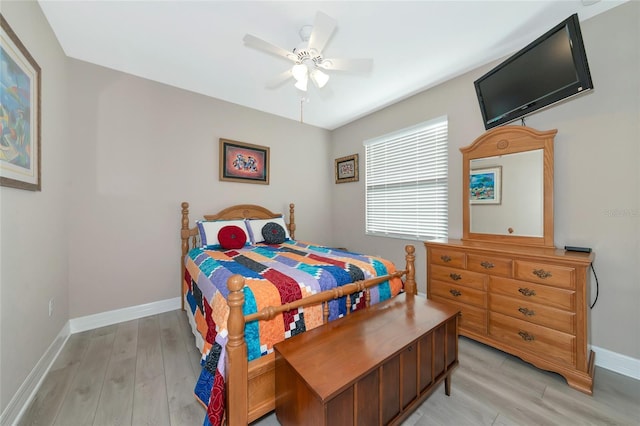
(226, 245), (416, 426)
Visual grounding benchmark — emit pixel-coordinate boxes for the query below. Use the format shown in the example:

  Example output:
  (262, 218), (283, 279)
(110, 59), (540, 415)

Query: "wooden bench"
(274, 293), (459, 426)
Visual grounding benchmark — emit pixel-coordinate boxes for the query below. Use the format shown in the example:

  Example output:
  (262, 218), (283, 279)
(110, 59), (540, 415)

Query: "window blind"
(364, 116), (448, 240)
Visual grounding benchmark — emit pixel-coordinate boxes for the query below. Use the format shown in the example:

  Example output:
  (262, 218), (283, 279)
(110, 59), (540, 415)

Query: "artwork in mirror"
(461, 126), (555, 247)
(470, 166), (502, 205)
(470, 150), (543, 236)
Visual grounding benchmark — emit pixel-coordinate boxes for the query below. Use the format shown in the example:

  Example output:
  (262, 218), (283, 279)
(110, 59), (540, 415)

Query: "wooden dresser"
(274, 294), (459, 426)
(425, 239), (595, 394)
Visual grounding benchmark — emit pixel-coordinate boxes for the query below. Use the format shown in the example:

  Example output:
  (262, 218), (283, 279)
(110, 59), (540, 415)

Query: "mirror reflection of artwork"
(470, 167), (501, 204)
(470, 149), (544, 237)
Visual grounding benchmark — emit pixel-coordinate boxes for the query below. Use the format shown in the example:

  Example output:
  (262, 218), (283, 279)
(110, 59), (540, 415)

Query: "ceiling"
(38, 0), (625, 130)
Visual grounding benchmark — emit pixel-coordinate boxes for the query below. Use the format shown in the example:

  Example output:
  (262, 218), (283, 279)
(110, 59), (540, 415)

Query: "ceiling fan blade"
(319, 58), (373, 72)
(307, 11), (337, 53)
(265, 69), (293, 89)
(243, 34), (296, 61)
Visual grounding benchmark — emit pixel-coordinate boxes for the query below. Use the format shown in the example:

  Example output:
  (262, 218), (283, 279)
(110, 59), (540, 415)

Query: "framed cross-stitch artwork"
(335, 154), (358, 184)
(219, 138), (269, 185)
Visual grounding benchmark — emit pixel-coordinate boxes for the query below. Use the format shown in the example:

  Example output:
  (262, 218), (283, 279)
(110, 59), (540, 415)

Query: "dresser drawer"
(489, 312), (575, 366)
(430, 265), (486, 290)
(430, 248), (465, 268)
(489, 277), (575, 311)
(431, 295), (487, 336)
(489, 293), (575, 334)
(467, 254), (512, 277)
(431, 280), (486, 308)
(514, 261), (575, 289)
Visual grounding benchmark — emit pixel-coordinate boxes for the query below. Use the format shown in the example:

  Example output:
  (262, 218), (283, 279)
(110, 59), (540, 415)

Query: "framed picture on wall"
(470, 166), (501, 204)
(1, 14), (42, 191)
(335, 154), (358, 184)
(219, 138), (270, 184)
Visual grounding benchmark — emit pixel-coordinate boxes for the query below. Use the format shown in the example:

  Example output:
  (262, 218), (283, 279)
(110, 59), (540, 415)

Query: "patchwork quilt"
(183, 240), (403, 426)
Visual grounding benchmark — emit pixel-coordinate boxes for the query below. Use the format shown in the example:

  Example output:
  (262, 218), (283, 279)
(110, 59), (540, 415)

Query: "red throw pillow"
(217, 225), (247, 249)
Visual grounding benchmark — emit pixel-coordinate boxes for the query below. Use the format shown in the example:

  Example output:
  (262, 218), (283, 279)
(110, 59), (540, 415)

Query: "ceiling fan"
(243, 11), (373, 92)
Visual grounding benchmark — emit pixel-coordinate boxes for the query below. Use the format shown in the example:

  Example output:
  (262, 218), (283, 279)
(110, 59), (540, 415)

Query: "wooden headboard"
(180, 202), (296, 309)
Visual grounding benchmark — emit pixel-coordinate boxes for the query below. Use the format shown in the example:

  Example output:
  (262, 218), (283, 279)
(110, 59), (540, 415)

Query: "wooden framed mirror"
(461, 126), (556, 247)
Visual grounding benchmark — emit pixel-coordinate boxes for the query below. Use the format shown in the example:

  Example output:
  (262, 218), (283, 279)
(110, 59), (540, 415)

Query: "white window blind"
(364, 116), (448, 240)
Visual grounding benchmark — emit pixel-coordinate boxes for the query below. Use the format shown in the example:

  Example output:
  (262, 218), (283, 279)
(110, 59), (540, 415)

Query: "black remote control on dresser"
(564, 246), (592, 253)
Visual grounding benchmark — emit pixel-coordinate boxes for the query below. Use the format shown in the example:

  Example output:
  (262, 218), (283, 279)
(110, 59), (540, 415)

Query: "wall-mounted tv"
(474, 13), (593, 130)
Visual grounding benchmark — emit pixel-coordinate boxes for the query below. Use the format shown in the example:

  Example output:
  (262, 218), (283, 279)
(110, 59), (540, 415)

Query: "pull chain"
(299, 96), (309, 124)
(300, 98), (304, 123)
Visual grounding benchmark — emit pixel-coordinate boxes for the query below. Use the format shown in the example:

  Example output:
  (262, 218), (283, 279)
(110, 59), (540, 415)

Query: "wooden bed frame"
(180, 202), (417, 425)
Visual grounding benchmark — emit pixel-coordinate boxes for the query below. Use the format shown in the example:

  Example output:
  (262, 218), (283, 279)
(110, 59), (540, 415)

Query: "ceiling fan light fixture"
(294, 74), (308, 91)
(310, 68), (329, 88)
(292, 63), (308, 82)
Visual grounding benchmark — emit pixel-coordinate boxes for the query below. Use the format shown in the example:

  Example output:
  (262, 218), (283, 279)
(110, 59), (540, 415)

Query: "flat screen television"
(474, 13), (593, 130)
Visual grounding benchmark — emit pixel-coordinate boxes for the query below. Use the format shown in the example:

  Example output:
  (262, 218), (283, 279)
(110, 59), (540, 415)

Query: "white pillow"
(197, 219), (249, 248)
(246, 217), (291, 244)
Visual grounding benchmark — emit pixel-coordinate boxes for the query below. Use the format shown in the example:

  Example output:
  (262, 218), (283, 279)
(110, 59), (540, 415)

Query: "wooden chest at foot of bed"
(274, 293), (459, 426)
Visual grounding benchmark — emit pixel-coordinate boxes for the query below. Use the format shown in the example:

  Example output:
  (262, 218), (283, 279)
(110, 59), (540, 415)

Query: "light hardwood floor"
(18, 310), (640, 426)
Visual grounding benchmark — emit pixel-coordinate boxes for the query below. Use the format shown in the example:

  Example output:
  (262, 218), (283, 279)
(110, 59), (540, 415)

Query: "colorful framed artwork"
(470, 166), (501, 205)
(219, 138), (269, 184)
(1, 15), (41, 191)
(335, 154), (358, 184)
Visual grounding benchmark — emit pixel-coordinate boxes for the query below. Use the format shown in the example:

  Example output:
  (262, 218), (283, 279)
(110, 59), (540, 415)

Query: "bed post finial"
(226, 274), (248, 426)
(181, 202), (190, 231)
(180, 202), (190, 311)
(289, 203), (296, 240)
(405, 245), (417, 295)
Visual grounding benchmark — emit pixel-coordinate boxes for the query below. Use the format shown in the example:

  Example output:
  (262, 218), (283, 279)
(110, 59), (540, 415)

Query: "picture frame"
(1, 14), (41, 191)
(219, 138), (269, 184)
(470, 166), (501, 204)
(335, 154), (359, 184)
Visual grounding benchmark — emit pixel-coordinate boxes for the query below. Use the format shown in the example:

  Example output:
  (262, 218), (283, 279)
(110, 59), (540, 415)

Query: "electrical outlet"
(48, 298), (54, 317)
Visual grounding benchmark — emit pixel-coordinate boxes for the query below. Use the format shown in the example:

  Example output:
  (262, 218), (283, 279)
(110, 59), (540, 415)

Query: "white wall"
(66, 59), (333, 318)
(330, 2), (639, 360)
(0, 0), (70, 413)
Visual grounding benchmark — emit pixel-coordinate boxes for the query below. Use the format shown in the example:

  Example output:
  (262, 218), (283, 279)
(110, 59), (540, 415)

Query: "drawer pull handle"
(518, 307), (535, 317)
(518, 287), (536, 297)
(532, 269), (552, 279)
(449, 273), (462, 281)
(441, 255), (452, 263)
(449, 289), (462, 297)
(518, 331), (535, 342)
(480, 261), (494, 269)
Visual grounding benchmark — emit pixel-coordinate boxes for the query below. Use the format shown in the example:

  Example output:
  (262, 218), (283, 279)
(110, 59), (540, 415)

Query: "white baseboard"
(592, 345), (640, 380)
(0, 323), (70, 426)
(1, 297), (181, 425)
(69, 297), (181, 333)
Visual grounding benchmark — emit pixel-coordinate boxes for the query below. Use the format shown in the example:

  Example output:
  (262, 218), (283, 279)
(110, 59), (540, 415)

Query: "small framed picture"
(470, 167), (501, 204)
(335, 154), (358, 184)
(219, 138), (269, 184)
